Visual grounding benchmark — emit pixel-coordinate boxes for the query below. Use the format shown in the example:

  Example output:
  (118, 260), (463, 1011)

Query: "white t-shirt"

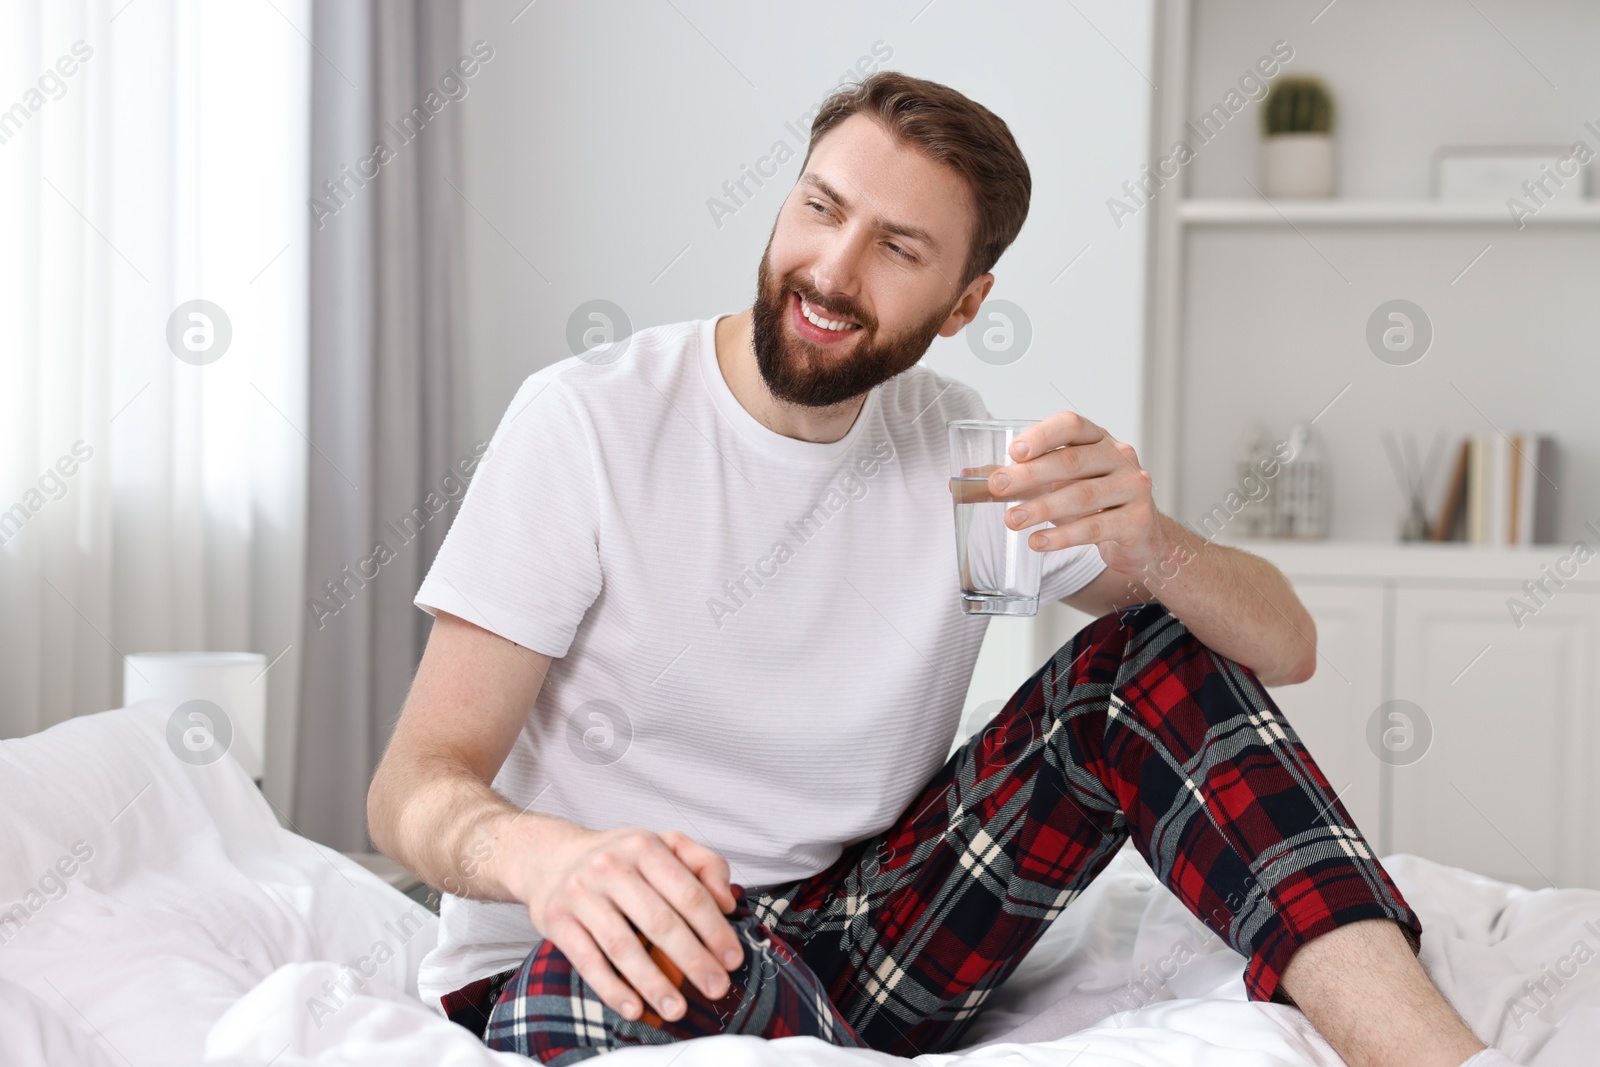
(411, 313), (1107, 1008)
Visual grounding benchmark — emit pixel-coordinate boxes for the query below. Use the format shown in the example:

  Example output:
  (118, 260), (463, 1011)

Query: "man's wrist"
(483, 810), (587, 911)
(1111, 511), (1199, 597)
(475, 809), (536, 902)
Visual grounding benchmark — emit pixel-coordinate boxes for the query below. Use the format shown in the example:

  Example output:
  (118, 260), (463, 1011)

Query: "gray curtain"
(296, 0), (462, 850)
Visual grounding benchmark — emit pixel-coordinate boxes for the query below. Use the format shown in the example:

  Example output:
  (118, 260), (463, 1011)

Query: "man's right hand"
(519, 825), (746, 1023)
(365, 614), (747, 1025)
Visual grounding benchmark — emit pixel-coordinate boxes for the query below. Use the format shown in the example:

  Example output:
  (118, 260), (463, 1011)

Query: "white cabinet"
(963, 541), (1600, 889)
(1390, 586), (1600, 889)
(1231, 539), (1600, 890)
(1263, 584), (1386, 850)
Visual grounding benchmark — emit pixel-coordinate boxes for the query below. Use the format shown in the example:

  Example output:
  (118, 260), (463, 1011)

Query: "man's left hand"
(985, 411), (1168, 579)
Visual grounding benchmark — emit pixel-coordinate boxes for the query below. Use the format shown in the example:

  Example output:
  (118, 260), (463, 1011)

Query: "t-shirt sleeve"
(413, 372), (602, 658)
(1038, 541), (1109, 601)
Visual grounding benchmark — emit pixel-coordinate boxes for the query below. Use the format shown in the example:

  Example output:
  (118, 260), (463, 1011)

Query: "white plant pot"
(1260, 133), (1336, 198)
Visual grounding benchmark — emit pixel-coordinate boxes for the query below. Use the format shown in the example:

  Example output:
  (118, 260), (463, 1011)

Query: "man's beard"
(750, 247), (956, 409)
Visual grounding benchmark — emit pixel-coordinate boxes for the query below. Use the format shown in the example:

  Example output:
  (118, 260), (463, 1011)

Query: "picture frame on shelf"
(1433, 145), (1591, 205)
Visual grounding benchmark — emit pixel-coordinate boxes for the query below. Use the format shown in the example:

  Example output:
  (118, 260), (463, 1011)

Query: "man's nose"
(808, 229), (869, 307)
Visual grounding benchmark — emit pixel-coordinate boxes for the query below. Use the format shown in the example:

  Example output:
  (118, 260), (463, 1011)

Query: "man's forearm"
(1138, 512), (1317, 687)
(369, 756), (588, 905)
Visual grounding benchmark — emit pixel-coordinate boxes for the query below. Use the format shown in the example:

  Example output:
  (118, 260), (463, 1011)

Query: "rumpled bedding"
(1, 703), (1593, 1066)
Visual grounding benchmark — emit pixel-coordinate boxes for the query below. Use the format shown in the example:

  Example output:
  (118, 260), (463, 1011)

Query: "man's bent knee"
(483, 891), (865, 1059)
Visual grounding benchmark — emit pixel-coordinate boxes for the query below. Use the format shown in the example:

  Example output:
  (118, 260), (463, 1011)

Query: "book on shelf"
(1431, 433), (1555, 544)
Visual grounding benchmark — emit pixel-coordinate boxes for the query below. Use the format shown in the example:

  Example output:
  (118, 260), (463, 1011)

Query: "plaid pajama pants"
(441, 602), (1423, 1063)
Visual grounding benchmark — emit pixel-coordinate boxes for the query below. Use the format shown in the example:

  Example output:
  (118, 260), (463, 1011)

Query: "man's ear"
(938, 273), (995, 337)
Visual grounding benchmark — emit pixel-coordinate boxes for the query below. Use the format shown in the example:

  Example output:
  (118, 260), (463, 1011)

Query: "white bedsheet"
(0, 702), (1594, 1066)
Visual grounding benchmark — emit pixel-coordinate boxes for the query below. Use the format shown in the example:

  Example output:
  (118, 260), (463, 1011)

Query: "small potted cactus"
(1260, 76), (1336, 198)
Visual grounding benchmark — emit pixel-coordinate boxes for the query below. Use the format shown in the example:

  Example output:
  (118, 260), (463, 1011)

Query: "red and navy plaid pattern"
(443, 602), (1423, 1062)
(471, 890), (865, 1062)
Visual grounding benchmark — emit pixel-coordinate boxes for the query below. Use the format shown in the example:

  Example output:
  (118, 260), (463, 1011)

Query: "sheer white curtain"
(0, 0), (310, 814)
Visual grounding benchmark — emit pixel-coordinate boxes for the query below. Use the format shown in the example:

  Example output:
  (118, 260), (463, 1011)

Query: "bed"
(1, 703), (1593, 1066)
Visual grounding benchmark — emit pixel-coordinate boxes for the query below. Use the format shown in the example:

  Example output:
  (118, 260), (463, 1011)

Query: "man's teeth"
(799, 295), (860, 332)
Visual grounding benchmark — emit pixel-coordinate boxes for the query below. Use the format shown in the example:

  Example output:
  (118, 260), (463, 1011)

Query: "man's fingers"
(1036, 464), (1149, 524)
(523, 829), (745, 1026)
(643, 838), (742, 972)
(990, 441), (1118, 501)
(572, 891), (689, 1022)
(1010, 410), (1103, 462)
(987, 446), (1073, 502)
(1025, 511), (1115, 553)
(662, 830), (737, 913)
(542, 913), (646, 1021)
(611, 865), (733, 1009)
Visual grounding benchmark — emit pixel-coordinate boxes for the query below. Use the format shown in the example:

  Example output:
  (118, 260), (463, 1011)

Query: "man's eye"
(887, 243), (912, 260)
(807, 201), (834, 217)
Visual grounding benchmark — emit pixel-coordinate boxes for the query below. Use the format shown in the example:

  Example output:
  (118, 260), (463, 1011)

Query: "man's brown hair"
(804, 70), (1031, 292)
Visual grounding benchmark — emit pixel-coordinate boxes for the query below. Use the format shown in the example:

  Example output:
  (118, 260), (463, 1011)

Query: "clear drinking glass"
(948, 419), (1046, 616)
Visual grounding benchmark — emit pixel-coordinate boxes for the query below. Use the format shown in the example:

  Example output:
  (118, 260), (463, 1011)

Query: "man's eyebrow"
(801, 172), (943, 255)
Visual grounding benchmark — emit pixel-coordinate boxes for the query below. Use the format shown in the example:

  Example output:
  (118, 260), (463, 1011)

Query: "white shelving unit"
(1142, 0), (1600, 545)
(1136, 0), (1600, 887)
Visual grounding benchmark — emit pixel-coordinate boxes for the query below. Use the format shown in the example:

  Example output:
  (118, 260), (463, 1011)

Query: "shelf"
(1177, 199), (1600, 227)
(1213, 536), (1590, 583)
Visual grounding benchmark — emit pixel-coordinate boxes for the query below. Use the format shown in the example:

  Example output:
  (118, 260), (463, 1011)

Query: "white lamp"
(123, 652), (268, 782)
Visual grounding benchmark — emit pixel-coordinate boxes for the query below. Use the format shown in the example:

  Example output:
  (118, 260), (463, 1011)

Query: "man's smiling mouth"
(796, 293), (863, 333)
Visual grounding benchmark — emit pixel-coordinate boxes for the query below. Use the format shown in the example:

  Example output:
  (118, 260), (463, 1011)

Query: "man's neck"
(714, 309), (868, 445)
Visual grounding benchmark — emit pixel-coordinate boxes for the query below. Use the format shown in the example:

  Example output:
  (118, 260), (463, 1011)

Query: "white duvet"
(0, 703), (1594, 1066)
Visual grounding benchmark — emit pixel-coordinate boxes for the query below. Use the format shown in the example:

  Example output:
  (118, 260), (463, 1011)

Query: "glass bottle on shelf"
(1234, 424), (1276, 539)
(1275, 423), (1328, 539)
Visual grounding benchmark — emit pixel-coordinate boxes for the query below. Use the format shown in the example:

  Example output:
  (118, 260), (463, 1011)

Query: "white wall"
(455, 0), (1155, 718)
(455, 0), (1151, 449)
(1187, 0), (1600, 200)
